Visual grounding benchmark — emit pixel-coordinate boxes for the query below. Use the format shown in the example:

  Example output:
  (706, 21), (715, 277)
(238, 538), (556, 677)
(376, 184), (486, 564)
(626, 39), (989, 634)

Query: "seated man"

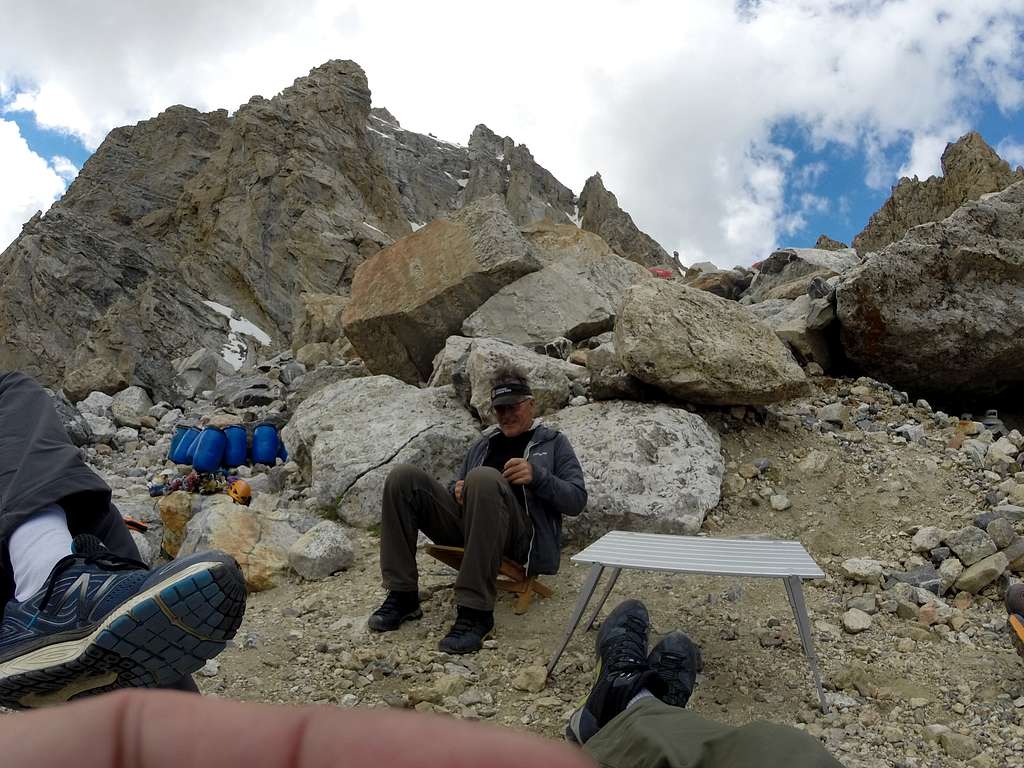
(571, 599), (846, 767)
(368, 365), (587, 654)
(0, 370), (247, 709)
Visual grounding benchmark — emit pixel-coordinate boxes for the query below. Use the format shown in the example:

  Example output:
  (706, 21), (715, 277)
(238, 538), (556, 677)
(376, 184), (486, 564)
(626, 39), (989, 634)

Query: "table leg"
(784, 575), (829, 713)
(546, 564), (604, 678)
(584, 567), (621, 631)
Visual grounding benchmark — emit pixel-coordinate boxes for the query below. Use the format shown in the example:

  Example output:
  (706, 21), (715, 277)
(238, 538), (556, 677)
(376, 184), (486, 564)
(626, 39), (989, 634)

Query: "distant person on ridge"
(368, 365), (587, 653)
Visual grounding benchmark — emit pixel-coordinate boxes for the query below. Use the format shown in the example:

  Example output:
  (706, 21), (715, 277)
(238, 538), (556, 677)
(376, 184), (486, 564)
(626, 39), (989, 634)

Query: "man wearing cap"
(368, 366), (587, 653)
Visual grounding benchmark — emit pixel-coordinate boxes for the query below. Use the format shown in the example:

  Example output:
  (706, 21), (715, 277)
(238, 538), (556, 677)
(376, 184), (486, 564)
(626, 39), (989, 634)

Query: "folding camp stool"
(545, 531), (830, 713)
(424, 544), (553, 614)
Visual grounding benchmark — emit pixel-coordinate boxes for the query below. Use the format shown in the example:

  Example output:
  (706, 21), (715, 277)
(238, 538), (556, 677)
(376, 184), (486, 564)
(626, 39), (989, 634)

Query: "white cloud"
(998, 137), (1024, 169)
(0, 120), (67, 251)
(0, 0), (1022, 265)
(49, 155), (78, 182)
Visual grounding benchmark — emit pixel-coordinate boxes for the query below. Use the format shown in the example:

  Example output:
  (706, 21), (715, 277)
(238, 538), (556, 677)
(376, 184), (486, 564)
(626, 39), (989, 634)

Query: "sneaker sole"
(0, 559), (245, 709)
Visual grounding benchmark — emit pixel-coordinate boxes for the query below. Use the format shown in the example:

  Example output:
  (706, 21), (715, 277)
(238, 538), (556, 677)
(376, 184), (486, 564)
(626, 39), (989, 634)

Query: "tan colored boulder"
(342, 196), (541, 383)
(158, 491), (195, 558)
(178, 495), (299, 592)
(295, 342), (334, 367)
(292, 293), (348, 350)
(615, 281), (808, 405)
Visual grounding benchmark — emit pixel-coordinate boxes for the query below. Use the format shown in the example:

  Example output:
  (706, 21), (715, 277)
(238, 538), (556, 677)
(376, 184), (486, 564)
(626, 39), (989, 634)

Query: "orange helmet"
(227, 479), (252, 506)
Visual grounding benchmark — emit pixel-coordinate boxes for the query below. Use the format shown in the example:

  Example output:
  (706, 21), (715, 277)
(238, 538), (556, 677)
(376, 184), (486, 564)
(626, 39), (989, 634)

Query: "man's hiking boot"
(648, 631), (702, 708)
(438, 605), (493, 654)
(1007, 584), (1024, 659)
(367, 591), (422, 632)
(566, 599), (663, 745)
(0, 534), (245, 709)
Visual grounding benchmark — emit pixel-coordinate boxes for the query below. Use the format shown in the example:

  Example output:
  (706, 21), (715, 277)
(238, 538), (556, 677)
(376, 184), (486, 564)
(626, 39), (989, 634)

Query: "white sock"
(627, 688), (656, 709)
(9, 504), (73, 601)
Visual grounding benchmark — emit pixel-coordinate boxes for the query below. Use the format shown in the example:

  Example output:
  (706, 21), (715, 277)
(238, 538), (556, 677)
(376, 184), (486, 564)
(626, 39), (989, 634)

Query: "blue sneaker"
(0, 534), (246, 709)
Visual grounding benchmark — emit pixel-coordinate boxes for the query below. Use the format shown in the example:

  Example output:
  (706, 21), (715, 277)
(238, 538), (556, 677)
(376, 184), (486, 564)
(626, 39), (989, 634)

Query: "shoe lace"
(603, 616), (649, 674)
(653, 650), (696, 684)
(36, 550), (147, 614)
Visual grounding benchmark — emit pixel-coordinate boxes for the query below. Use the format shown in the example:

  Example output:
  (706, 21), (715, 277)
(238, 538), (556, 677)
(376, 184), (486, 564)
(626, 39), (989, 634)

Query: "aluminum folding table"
(546, 530), (830, 712)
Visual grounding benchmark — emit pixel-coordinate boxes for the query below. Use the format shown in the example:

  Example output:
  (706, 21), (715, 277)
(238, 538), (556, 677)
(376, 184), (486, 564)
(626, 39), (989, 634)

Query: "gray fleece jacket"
(454, 420), (587, 575)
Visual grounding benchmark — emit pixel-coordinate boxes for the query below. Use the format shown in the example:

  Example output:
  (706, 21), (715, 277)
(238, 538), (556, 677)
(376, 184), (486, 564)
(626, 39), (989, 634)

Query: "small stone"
(911, 526), (946, 553)
(896, 637), (915, 652)
(939, 731), (980, 760)
(769, 494), (791, 511)
(817, 403), (849, 425)
(986, 517), (1016, 549)
(846, 594), (877, 614)
(511, 665), (547, 693)
(953, 551), (1009, 594)
(938, 558), (964, 593)
(805, 362), (824, 376)
(943, 526), (998, 566)
(885, 565), (942, 595)
(738, 463), (760, 479)
(840, 558), (883, 584)
(842, 608), (872, 634)
(199, 659), (220, 678)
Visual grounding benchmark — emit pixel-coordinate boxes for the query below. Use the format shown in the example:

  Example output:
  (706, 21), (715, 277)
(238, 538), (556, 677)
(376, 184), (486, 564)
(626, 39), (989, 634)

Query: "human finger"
(0, 690), (594, 768)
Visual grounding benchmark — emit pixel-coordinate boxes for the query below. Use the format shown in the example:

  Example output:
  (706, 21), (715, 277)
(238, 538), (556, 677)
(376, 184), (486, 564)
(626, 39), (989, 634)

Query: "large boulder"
(836, 180), (1024, 398)
(44, 388), (92, 447)
(173, 348), (225, 399)
(342, 196), (542, 383)
(685, 269), (752, 301)
(744, 295), (834, 370)
(178, 495), (299, 592)
(461, 223), (649, 345)
(110, 386), (154, 428)
(281, 375), (480, 527)
(292, 292), (349, 350)
(546, 401), (723, 539)
(744, 248), (859, 303)
(853, 132), (1024, 254)
(578, 173), (671, 267)
(429, 337), (587, 423)
(615, 281), (808, 405)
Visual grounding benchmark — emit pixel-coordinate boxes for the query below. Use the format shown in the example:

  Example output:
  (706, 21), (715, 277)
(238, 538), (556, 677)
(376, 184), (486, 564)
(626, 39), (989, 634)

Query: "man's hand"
(502, 458), (533, 485)
(454, 480), (465, 505)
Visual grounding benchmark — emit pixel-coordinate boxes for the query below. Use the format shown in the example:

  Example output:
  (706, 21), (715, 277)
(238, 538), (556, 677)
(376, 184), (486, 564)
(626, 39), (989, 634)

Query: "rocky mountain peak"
(853, 131), (1024, 254)
(578, 173), (671, 268)
(463, 124), (576, 226)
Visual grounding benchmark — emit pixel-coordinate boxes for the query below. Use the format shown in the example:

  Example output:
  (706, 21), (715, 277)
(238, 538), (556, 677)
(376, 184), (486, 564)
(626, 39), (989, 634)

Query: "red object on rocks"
(648, 267), (674, 279)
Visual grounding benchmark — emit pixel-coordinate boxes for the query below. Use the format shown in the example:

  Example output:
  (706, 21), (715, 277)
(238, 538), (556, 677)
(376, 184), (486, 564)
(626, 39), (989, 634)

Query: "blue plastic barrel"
(251, 424), (279, 465)
(192, 427), (227, 473)
(222, 425), (248, 468)
(168, 425), (191, 463)
(178, 426), (203, 465)
(276, 439), (288, 463)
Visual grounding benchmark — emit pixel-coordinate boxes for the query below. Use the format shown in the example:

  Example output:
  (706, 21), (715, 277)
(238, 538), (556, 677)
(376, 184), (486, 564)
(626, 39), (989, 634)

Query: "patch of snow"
(495, 152), (504, 161)
(409, 220), (426, 231)
(367, 126), (394, 140)
(362, 220), (386, 236)
(202, 300), (272, 371)
(568, 203), (580, 226)
(505, 163), (511, 172)
(457, 178), (468, 188)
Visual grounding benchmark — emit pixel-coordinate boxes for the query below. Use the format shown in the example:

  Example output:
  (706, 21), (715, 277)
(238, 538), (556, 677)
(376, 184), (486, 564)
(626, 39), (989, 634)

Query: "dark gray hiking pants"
(380, 464), (532, 611)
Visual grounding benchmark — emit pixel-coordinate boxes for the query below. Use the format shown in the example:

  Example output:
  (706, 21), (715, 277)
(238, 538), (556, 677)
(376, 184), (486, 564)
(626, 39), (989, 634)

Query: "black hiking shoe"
(565, 599), (663, 745)
(648, 631), (702, 708)
(367, 591), (422, 632)
(438, 606), (494, 654)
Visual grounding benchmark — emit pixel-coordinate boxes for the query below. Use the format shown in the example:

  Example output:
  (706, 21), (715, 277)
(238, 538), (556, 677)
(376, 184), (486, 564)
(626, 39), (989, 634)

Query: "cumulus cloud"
(998, 137), (1024, 169)
(1, 0), (1022, 265)
(0, 120), (67, 250)
(49, 155), (79, 182)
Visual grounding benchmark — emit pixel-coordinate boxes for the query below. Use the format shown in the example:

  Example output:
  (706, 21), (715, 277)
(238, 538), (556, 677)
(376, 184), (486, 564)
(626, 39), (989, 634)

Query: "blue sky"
(2, 1), (1023, 264)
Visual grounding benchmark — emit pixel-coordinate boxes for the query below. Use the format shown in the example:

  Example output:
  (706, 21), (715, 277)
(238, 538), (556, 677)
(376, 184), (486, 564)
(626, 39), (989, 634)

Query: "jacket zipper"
(522, 438), (536, 576)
